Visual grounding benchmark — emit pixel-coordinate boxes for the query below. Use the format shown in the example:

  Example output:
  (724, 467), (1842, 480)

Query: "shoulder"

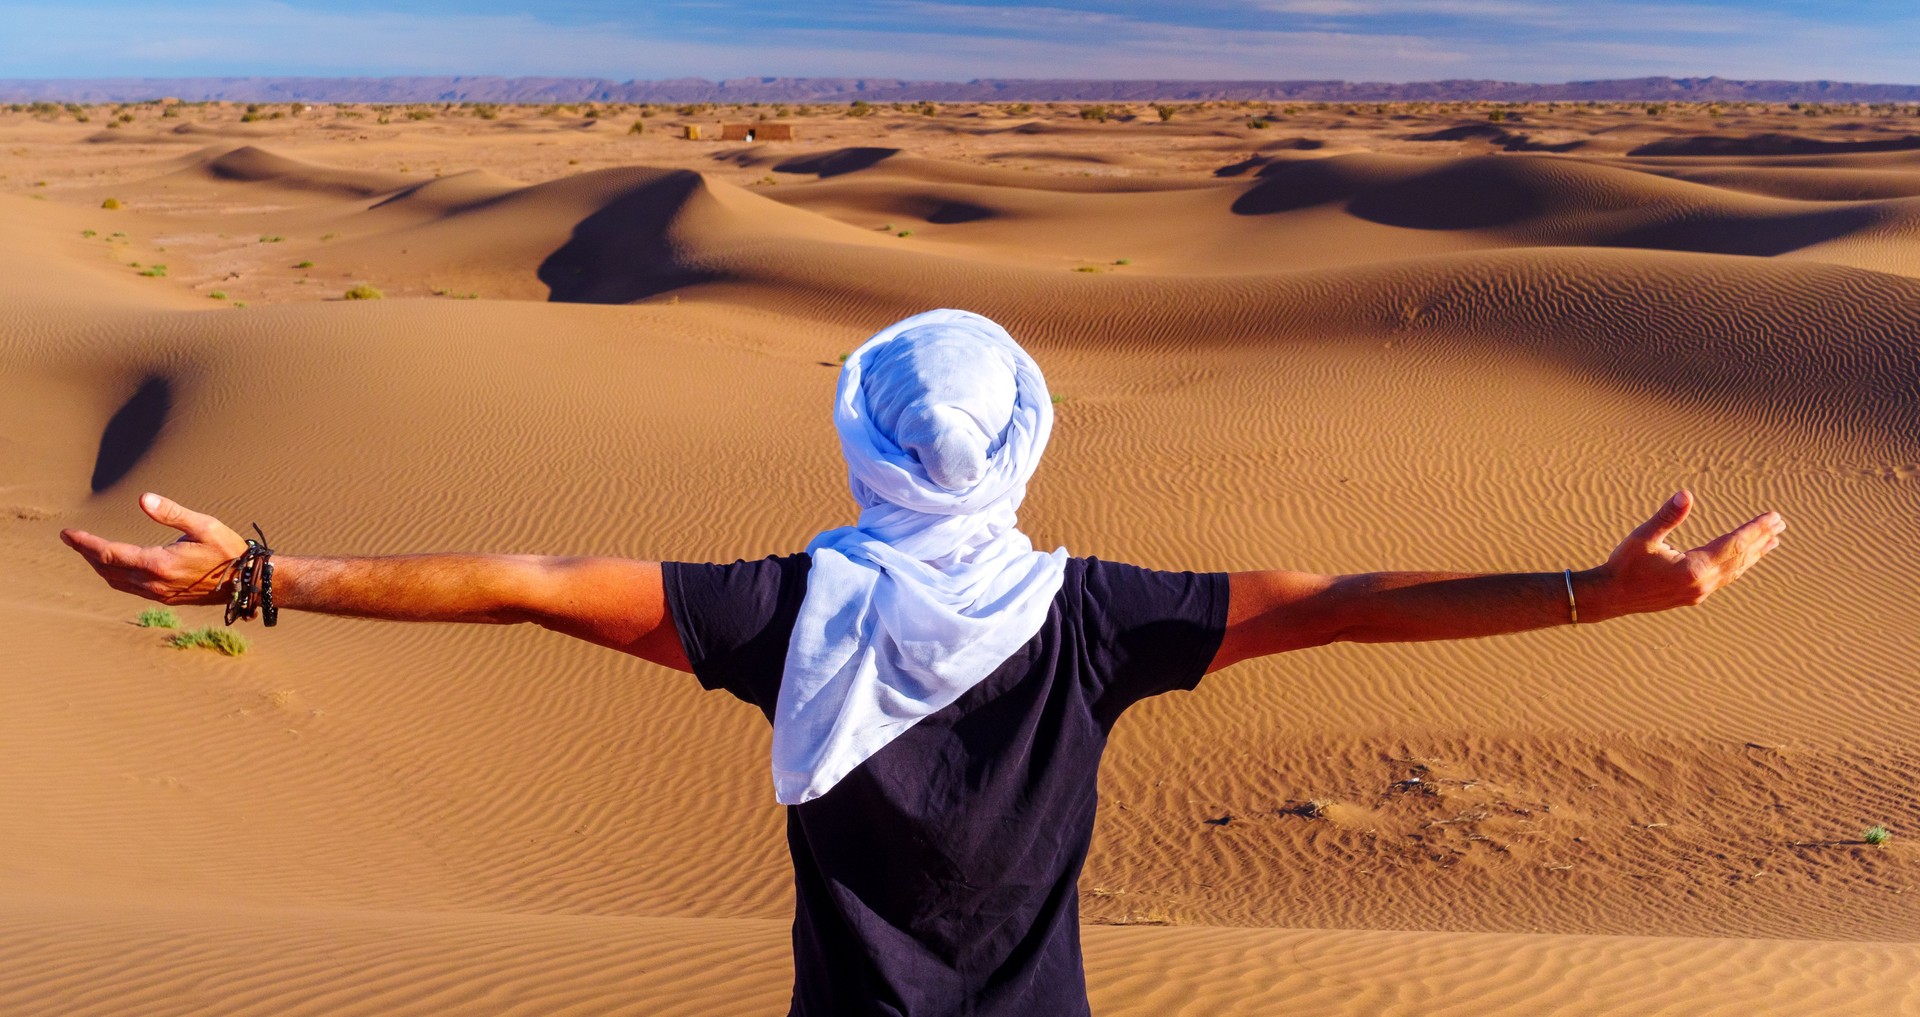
(1071, 555), (1230, 639)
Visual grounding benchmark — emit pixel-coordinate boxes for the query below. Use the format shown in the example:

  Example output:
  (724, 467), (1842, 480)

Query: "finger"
(1693, 513), (1783, 586)
(1695, 512), (1784, 559)
(139, 492), (225, 543)
(60, 528), (153, 571)
(1625, 490), (1693, 549)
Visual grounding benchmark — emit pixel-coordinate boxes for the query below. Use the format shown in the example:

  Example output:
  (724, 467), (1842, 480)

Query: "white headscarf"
(772, 309), (1068, 804)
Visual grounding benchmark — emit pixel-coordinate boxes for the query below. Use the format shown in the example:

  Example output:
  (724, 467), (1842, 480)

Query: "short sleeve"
(661, 554), (810, 718)
(1080, 558), (1229, 728)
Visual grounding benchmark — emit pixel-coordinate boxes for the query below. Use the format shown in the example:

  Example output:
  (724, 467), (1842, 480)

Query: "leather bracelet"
(223, 524), (276, 626)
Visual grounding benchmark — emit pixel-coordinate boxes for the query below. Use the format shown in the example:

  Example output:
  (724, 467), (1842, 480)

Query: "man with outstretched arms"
(64, 309), (1784, 1017)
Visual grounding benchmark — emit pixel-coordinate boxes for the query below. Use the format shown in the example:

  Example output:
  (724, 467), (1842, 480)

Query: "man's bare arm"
(1210, 490), (1785, 672)
(59, 493), (690, 671)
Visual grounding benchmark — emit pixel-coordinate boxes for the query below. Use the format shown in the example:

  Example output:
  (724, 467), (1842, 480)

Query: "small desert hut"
(720, 123), (797, 142)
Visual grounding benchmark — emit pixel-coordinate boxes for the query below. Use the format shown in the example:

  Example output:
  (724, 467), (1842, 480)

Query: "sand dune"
(3, 100), (1917, 1015)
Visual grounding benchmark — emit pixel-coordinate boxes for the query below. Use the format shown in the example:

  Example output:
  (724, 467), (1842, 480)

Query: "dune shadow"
(1347, 170), (1542, 230)
(926, 201), (994, 224)
(773, 147), (900, 178)
(1630, 133), (1920, 157)
(1230, 160), (1381, 215)
(537, 171), (721, 304)
(91, 375), (171, 493)
(1605, 205), (1884, 257)
(1232, 159), (1544, 229)
(1405, 123), (1514, 144)
(1405, 124), (1587, 154)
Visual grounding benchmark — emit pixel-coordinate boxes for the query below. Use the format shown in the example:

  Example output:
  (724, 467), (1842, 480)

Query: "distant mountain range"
(6, 76), (1920, 105)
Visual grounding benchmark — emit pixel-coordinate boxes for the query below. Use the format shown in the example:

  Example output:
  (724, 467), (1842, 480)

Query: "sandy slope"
(3, 101), (1918, 1014)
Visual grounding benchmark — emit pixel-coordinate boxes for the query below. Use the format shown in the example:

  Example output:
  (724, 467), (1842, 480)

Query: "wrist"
(1569, 565), (1622, 624)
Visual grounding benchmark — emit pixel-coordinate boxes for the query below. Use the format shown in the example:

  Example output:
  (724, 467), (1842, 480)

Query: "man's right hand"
(1588, 489), (1784, 622)
(60, 492), (248, 606)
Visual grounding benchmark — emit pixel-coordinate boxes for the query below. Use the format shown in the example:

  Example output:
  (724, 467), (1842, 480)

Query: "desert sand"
(2, 98), (1918, 1014)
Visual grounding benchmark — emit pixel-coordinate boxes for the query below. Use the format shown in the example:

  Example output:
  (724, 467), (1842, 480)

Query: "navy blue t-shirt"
(662, 554), (1228, 1017)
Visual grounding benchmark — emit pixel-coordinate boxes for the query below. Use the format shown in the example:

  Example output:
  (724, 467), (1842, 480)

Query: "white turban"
(772, 309), (1069, 804)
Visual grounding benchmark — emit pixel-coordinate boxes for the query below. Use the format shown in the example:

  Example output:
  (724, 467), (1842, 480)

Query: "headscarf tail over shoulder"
(772, 309), (1068, 804)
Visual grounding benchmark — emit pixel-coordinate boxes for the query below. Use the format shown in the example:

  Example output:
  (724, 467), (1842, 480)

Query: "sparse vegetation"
(100, 197), (122, 209)
(1155, 104), (1175, 122)
(1247, 118), (1270, 130)
(136, 606), (179, 628)
(1487, 109), (1507, 123)
(1078, 105), (1110, 122)
(169, 626), (249, 655)
(343, 284), (384, 300)
(138, 264), (167, 277)
(846, 100), (874, 118)
(208, 290), (226, 300)
(628, 120), (644, 135)
(1865, 825), (1892, 846)
(1113, 258), (1131, 265)
(80, 229), (96, 238)
(294, 260), (313, 268)
(1072, 265), (1100, 273)
(896, 229), (913, 237)
(1050, 393), (1066, 405)
(259, 235), (283, 243)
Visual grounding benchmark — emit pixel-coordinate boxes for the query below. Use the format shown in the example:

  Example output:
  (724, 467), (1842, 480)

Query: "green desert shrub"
(101, 197), (122, 209)
(845, 100), (874, 117)
(1155, 105), (1175, 122)
(170, 626), (249, 655)
(208, 290), (227, 299)
(136, 606), (179, 628)
(294, 260), (313, 268)
(628, 120), (644, 135)
(343, 284), (383, 300)
(1865, 825), (1892, 846)
(1079, 106), (1110, 122)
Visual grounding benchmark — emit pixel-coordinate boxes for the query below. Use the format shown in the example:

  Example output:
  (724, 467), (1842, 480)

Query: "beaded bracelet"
(224, 524), (277, 627)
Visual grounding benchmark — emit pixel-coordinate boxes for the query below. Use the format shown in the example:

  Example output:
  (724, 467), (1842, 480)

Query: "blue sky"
(2, 1), (1915, 82)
